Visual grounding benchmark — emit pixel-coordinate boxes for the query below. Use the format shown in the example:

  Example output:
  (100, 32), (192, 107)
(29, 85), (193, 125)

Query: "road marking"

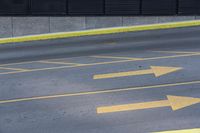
(0, 60), (81, 67)
(0, 51), (175, 67)
(0, 70), (29, 75)
(1, 80), (200, 104)
(0, 53), (199, 75)
(0, 59), (150, 75)
(91, 55), (143, 60)
(1, 20), (200, 44)
(154, 128), (200, 133)
(97, 95), (200, 114)
(0, 65), (75, 75)
(143, 53), (200, 60)
(0, 61), (39, 67)
(153, 50), (199, 54)
(93, 66), (182, 79)
(38, 60), (83, 66)
(0, 67), (29, 71)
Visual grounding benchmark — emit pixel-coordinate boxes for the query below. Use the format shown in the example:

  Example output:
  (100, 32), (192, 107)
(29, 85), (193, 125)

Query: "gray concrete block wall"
(195, 16), (200, 19)
(0, 17), (12, 38)
(50, 17), (85, 33)
(85, 17), (122, 29)
(158, 16), (196, 23)
(12, 17), (50, 37)
(122, 17), (159, 26)
(0, 16), (199, 38)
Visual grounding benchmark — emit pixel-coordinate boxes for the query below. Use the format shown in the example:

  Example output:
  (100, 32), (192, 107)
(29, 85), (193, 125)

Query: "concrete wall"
(0, 16), (199, 38)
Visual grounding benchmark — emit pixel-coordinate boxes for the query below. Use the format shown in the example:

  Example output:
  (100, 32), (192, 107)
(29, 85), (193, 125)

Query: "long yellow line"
(1, 80), (200, 104)
(0, 67), (29, 71)
(0, 51), (194, 68)
(93, 53), (200, 61)
(143, 53), (200, 60)
(1, 20), (200, 44)
(0, 52), (199, 76)
(38, 60), (83, 66)
(152, 50), (200, 54)
(97, 100), (169, 114)
(91, 55), (143, 60)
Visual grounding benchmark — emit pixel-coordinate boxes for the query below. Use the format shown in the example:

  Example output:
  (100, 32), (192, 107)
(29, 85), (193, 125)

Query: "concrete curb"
(0, 20), (200, 44)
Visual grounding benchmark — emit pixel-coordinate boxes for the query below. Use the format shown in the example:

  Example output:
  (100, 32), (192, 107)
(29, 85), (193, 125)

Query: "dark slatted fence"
(142, 0), (177, 15)
(68, 0), (104, 15)
(0, 0), (29, 15)
(178, 0), (198, 15)
(0, 0), (199, 15)
(31, 0), (67, 15)
(105, 0), (140, 15)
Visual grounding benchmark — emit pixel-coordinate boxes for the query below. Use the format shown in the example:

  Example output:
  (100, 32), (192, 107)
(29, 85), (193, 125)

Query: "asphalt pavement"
(0, 26), (200, 133)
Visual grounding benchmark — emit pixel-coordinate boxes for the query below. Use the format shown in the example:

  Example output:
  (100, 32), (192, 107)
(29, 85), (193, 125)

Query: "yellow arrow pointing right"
(97, 95), (200, 114)
(167, 95), (200, 111)
(154, 128), (200, 133)
(93, 66), (182, 79)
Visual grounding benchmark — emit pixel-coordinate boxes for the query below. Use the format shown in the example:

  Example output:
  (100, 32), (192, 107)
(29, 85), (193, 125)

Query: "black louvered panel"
(142, 0), (177, 15)
(198, 1), (200, 14)
(31, 0), (67, 15)
(105, 0), (140, 15)
(0, 0), (29, 15)
(178, 0), (198, 15)
(68, 0), (104, 15)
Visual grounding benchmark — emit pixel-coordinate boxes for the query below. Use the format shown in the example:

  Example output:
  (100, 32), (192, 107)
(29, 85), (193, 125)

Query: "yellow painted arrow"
(97, 95), (200, 114)
(93, 66), (182, 79)
(154, 128), (200, 133)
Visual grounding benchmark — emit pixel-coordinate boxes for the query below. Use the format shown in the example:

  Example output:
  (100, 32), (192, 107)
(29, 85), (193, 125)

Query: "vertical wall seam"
(11, 17), (14, 37)
(85, 16), (87, 30)
(49, 17), (51, 33)
(84, 16), (86, 30)
(121, 17), (123, 26)
(122, 16), (124, 26)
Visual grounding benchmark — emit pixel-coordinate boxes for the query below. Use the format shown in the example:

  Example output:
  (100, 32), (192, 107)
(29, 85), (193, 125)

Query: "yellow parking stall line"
(0, 70), (29, 75)
(0, 61), (38, 67)
(0, 60), (134, 75)
(38, 60), (84, 66)
(143, 53), (200, 60)
(0, 52), (200, 75)
(0, 59), (83, 67)
(1, 80), (200, 104)
(0, 65), (75, 75)
(91, 55), (144, 60)
(154, 128), (200, 133)
(0, 51), (198, 69)
(92, 53), (200, 62)
(152, 50), (200, 54)
(0, 67), (29, 71)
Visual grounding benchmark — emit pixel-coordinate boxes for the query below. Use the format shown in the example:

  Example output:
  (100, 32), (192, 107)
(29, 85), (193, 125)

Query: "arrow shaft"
(154, 128), (200, 133)
(97, 100), (170, 114)
(93, 69), (153, 79)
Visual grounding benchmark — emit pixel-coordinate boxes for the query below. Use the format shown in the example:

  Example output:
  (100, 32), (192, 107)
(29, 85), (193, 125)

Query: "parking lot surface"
(0, 27), (200, 133)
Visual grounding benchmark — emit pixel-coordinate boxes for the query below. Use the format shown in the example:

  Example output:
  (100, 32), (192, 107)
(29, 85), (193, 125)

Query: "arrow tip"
(167, 95), (200, 111)
(150, 66), (182, 77)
